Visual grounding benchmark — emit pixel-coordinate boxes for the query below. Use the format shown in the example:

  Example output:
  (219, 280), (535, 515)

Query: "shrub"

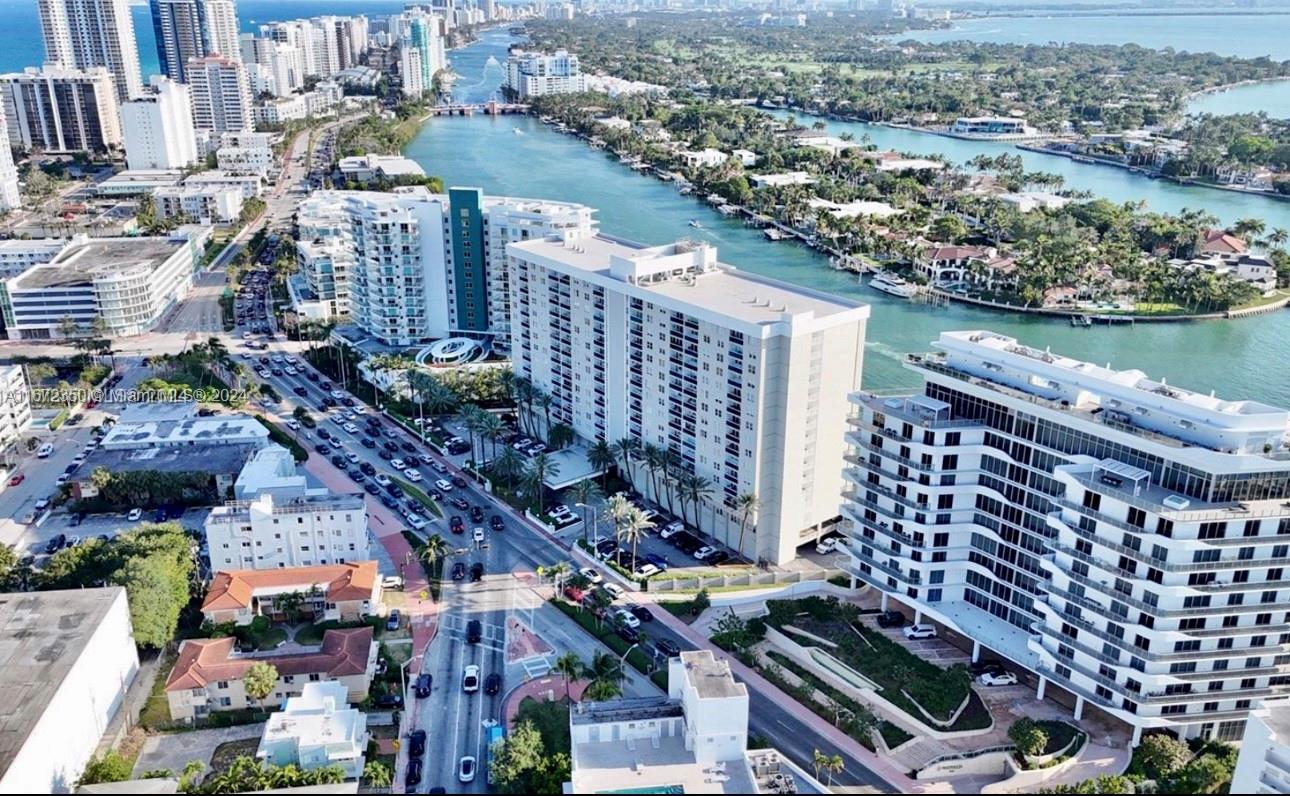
(1009, 718), (1049, 758)
(1137, 733), (1191, 779)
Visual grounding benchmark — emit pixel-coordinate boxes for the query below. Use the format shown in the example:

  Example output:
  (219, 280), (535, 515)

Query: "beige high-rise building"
(0, 66), (122, 153)
(187, 55), (254, 133)
(37, 0), (143, 102)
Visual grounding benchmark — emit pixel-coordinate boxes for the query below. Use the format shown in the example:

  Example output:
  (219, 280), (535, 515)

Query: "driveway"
(131, 723), (265, 777)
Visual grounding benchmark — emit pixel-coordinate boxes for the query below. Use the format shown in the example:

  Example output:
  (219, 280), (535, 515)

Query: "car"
(361, 437), (377, 448)
(374, 474), (391, 487)
(875, 610), (906, 629)
(359, 462), (376, 476)
(633, 563), (660, 578)
(292, 386), (307, 397)
(470, 562), (484, 581)
(458, 756), (476, 784)
(330, 454), (348, 469)
(451, 562), (466, 580)
(467, 619), (482, 643)
(435, 479), (453, 491)
(615, 608), (641, 629)
(595, 539), (618, 558)
(693, 546), (718, 560)
(409, 729), (427, 757)
(153, 508), (167, 522)
(432, 462), (449, 475)
(390, 458), (407, 470)
(451, 476), (467, 488)
(65, 535), (81, 548)
(970, 659), (1008, 676)
(979, 671), (1019, 687)
(449, 516), (464, 533)
(645, 553), (669, 571)
(450, 496), (469, 511)
(401, 441), (416, 453)
(485, 672), (502, 695)
(343, 423), (360, 434)
(373, 693), (403, 710)
(36, 443), (54, 458)
(127, 507), (143, 521)
(578, 566), (603, 585)
(616, 625), (640, 643)
(69, 513), (83, 527)
(656, 638), (681, 657)
(490, 515), (505, 531)
(414, 673), (432, 698)
(364, 482), (381, 495)
(815, 537), (840, 555)
(659, 520), (685, 539)
(462, 664), (480, 692)
(469, 505), (484, 522)
(386, 610), (401, 631)
(405, 759), (422, 788)
(903, 624), (937, 640)
(317, 428), (332, 441)
(383, 440), (400, 452)
(380, 494), (399, 509)
(472, 527), (485, 544)
(387, 483), (405, 499)
(407, 514), (427, 531)
(378, 449), (394, 460)
(602, 583), (625, 600)
(405, 468), (423, 482)
(706, 551), (731, 566)
(45, 534), (66, 553)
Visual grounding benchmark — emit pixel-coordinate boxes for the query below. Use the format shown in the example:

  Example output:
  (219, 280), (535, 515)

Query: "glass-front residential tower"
(841, 330), (1290, 745)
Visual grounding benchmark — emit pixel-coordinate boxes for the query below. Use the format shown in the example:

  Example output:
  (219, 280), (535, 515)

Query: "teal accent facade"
(449, 187), (489, 332)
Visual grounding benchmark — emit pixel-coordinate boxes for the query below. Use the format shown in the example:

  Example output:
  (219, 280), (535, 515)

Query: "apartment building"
(504, 49), (586, 97)
(0, 66), (122, 153)
(508, 235), (868, 565)
(152, 183), (243, 224)
(165, 626), (375, 721)
(840, 330), (1290, 745)
(204, 445), (370, 570)
(256, 681), (368, 779)
(187, 55), (254, 134)
(0, 366), (33, 451)
(1232, 697), (1290, 793)
(0, 105), (18, 211)
(37, 0), (143, 102)
(216, 131), (276, 176)
(292, 188), (595, 345)
(150, 0), (240, 82)
(201, 561), (381, 626)
(120, 76), (199, 170)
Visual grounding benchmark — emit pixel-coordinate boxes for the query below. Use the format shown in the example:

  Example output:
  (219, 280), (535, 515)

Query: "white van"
(36, 443), (54, 459)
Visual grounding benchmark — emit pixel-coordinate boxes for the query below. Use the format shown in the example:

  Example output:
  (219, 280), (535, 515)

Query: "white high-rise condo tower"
(120, 76), (198, 170)
(186, 55), (254, 133)
(840, 330), (1290, 745)
(37, 0), (143, 102)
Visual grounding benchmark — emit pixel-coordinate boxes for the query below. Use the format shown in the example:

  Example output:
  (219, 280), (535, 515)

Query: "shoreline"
(1182, 76), (1290, 106)
(512, 114), (1288, 326)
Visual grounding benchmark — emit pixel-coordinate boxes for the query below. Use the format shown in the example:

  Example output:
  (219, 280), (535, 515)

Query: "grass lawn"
(515, 697), (572, 755)
(550, 598), (659, 680)
(139, 649), (179, 730)
(394, 476), (443, 517)
(236, 624), (287, 651)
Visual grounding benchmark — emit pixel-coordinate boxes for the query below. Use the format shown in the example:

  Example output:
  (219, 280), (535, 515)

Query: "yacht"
(688, 219), (703, 229)
(868, 272), (919, 298)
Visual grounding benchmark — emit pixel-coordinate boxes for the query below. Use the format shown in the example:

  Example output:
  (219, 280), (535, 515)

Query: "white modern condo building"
(507, 234), (868, 565)
(504, 49), (586, 97)
(840, 330), (1290, 744)
(292, 187), (595, 346)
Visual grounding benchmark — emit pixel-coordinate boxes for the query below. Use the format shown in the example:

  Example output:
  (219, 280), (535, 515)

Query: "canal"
(405, 30), (1290, 402)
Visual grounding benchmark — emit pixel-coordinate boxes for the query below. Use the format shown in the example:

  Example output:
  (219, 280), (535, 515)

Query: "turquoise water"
(894, 12), (1290, 60)
(1187, 80), (1290, 119)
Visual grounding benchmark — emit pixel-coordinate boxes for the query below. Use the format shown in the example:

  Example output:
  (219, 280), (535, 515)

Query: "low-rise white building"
(96, 169), (184, 197)
(0, 588), (140, 792)
(732, 148), (756, 166)
(153, 183), (243, 224)
(750, 171), (816, 189)
(0, 230), (210, 339)
(679, 148), (728, 169)
(205, 444), (370, 570)
(997, 191), (1070, 213)
(257, 681), (368, 779)
(504, 49), (586, 97)
(183, 170), (264, 199)
(1232, 697), (1290, 794)
(217, 146), (276, 177)
(336, 153), (425, 184)
(0, 239), (67, 276)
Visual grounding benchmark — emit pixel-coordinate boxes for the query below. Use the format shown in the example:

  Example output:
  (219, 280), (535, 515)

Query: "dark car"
(360, 462), (376, 476)
(490, 515), (505, 531)
(469, 505), (484, 522)
(364, 482), (381, 495)
(380, 494), (399, 509)
(153, 508), (167, 522)
(403, 454), (421, 467)
(321, 397), (336, 408)
(426, 489), (442, 501)
(450, 497), (469, 511)
(447, 441), (470, 455)
(330, 454), (348, 468)
(470, 562), (484, 582)
(484, 673), (502, 695)
(293, 386), (308, 396)
(341, 397), (355, 407)
(348, 470), (365, 483)
(467, 619), (482, 644)
(875, 610), (906, 629)
(317, 428), (331, 441)
(449, 516), (465, 533)
(630, 605), (654, 623)
(451, 562), (466, 580)
(373, 693), (403, 710)
(409, 729), (427, 757)
(384, 441), (400, 452)
(320, 381), (333, 391)
(616, 625), (640, 643)
(314, 443), (330, 454)
(451, 476), (468, 488)
(595, 539), (618, 557)
(361, 437), (377, 448)
(400, 441), (415, 453)
(68, 514), (83, 527)
(405, 759), (422, 788)
(970, 659), (1008, 676)
(387, 484), (405, 499)
(45, 534), (66, 554)
(305, 371), (319, 382)
(656, 639), (681, 657)
(378, 449), (394, 460)
(707, 551), (731, 566)
(415, 673), (432, 699)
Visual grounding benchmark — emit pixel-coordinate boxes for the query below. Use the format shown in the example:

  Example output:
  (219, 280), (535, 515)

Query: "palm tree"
(618, 505), (655, 573)
(361, 761), (392, 789)
(457, 404), (484, 463)
(735, 492), (760, 560)
(524, 453), (560, 514)
(588, 439), (615, 487)
(821, 753), (844, 786)
(417, 534), (450, 581)
(583, 678), (623, 701)
(490, 446), (526, 485)
(543, 560), (572, 593)
(611, 437), (640, 487)
(243, 661), (278, 714)
(478, 411), (505, 461)
(642, 443), (664, 504)
(568, 479), (603, 543)
(554, 651), (584, 700)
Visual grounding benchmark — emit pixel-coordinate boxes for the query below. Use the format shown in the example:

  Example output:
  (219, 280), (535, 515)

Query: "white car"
(390, 459), (407, 471)
(343, 410), (356, 420)
(346, 452), (360, 464)
(615, 609), (641, 629)
(374, 474), (391, 487)
(258, 369), (271, 378)
(659, 520), (685, 539)
(462, 664), (480, 693)
(458, 756), (477, 784)
(435, 479), (453, 491)
(816, 537), (840, 555)
(979, 671), (1019, 687)
(127, 507), (142, 521)
(55, 474), (69, 486)
(693, 546), (718, 560)
(602, 583), (625, 600)
(903, 624), (938, 640)
(432, 462), (450, 475)
(407, 514), (427, 531)
(331, 415), (346, 425)
(271, 355), (284, 364)
(34, 498), (51, 511)
(284, 367), (297, 375)
(343, 423), (359, 434)
(286, 419), (299, 430)
(350, 404), (365, 414)
(633, 563), (660, 578)
(404, 468), (423, 482)
(330, 390), (345, 399)
(472, 527), (484, 543)
(578, 566), (603, 585)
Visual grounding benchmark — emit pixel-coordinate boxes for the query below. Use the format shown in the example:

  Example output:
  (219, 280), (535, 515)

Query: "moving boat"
(1070, 314), (1092, 327)
(688, 219), (703, 229)
(868, 272), (919, 298)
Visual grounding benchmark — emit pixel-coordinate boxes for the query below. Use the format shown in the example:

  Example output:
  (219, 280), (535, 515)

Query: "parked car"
(7, 474), (23, 486)
(408, 729), (426, 757)
(903, 624), (937, 640)
(405, 759), (422, 788)
(875, 610), (906, 629)
(414, 674), (432, 698)
(656, 639), (681, 657)
(126, 507), (143, 521)
(578, 567), (602, 585)
(815, 537), (840, 554)
(615, 608), (641, 629)
(659, 520), (685, 539)
(979, 671), (1019, 687)
(693, 546), (719, 561)
(386, 610), (401, 631)
(630, 605), (654, 623)
(602, 583), (625, 601)
(645, 553), (670, 571)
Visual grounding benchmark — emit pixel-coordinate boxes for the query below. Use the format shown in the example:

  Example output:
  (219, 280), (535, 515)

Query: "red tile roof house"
(916, 244), (996, 283)
(201, 562), (382, 627)
(1198, 229), (1248, 257)
(164, 626), (376, 721)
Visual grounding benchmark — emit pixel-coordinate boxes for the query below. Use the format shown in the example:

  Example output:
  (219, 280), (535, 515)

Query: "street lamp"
(618, 642), (638, 689)
(576, 502), (598, 547)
